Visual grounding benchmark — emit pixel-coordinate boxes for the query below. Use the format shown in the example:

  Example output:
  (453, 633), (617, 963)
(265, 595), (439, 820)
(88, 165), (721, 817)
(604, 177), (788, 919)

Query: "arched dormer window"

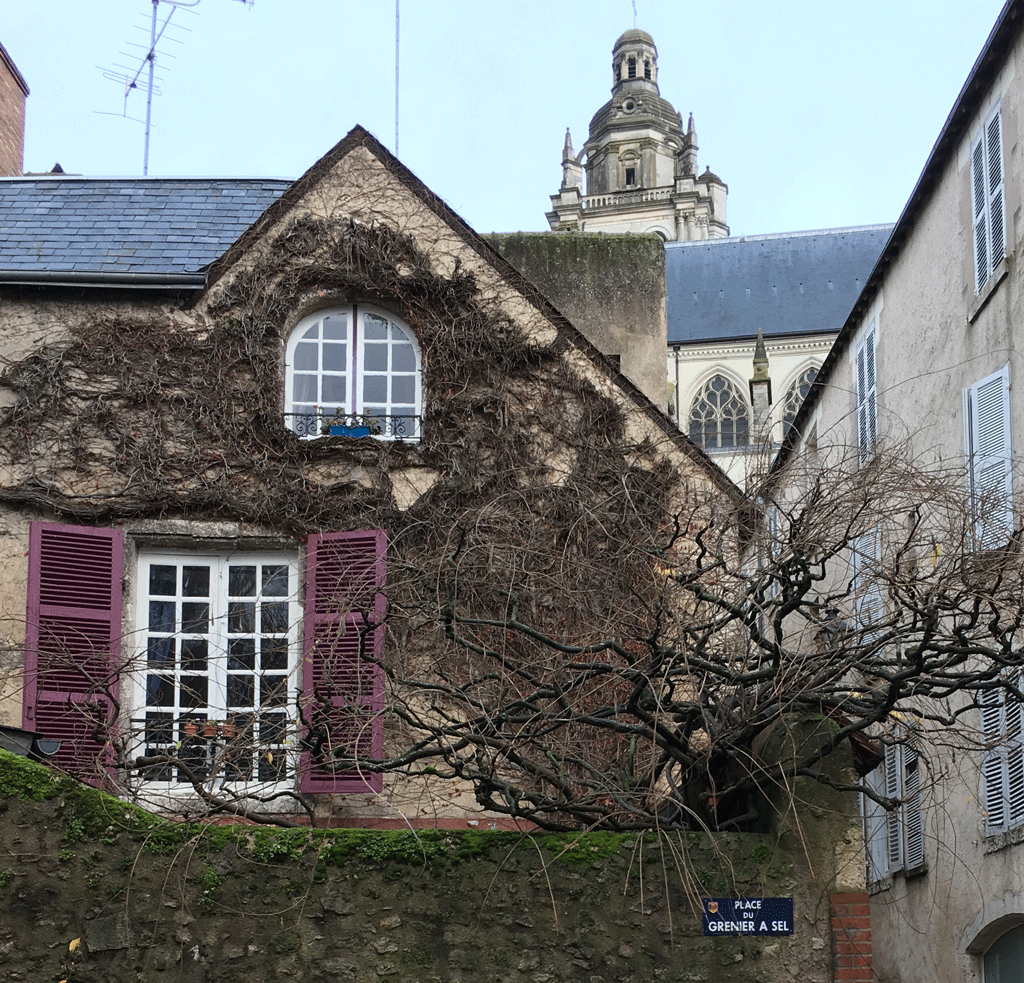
(781, 365), (819, 435)
(688, 374), (750, 450)
(285, 304), (421, 440)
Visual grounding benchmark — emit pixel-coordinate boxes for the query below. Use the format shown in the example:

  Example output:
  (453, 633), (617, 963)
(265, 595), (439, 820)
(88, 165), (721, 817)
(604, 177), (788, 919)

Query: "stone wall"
(487, 233), (669, 411)
(0, 749), (865, 983)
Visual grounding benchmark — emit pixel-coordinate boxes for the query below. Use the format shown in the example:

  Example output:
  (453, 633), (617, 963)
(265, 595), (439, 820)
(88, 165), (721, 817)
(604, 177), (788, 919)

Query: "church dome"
(613, 28), (655, 48)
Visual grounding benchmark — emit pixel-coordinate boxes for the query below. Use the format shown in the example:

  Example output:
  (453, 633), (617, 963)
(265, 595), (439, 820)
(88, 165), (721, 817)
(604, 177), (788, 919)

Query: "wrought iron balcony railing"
(284, 412), (421, 441)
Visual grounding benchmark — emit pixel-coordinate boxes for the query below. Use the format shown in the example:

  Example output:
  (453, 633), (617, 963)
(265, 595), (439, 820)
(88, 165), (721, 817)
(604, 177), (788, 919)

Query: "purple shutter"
(22, 522), (123, 785)
(300, 530), (386, 793)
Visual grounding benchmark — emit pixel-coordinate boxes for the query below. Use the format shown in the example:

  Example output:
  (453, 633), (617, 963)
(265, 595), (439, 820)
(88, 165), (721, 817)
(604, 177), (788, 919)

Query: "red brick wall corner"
(831, 891), (873, 983)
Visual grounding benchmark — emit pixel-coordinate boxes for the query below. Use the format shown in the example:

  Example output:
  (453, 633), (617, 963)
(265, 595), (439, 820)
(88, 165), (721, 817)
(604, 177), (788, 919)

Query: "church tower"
(547, 30), (728, 241)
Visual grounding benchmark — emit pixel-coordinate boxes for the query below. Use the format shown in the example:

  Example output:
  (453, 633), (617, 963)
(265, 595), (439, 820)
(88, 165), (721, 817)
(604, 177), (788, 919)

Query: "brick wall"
(0, 45), (28, 176)
(831, 892), (873, 983)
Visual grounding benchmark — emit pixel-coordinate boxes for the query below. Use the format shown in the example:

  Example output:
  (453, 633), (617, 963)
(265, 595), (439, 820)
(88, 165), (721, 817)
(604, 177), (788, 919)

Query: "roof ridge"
(666, 223), (895, 247)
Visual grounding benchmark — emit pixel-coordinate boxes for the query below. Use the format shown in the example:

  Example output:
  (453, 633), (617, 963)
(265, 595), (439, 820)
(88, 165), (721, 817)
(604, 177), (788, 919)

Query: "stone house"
(0, 125), (737, 829)
(772, 1), (1024, 978)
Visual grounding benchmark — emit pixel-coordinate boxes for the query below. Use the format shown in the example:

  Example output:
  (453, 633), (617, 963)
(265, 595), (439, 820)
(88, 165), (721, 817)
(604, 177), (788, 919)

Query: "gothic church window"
(688, 375), (750, 450)
(285, 305), (421, 441)
(781, 366), (819, 434)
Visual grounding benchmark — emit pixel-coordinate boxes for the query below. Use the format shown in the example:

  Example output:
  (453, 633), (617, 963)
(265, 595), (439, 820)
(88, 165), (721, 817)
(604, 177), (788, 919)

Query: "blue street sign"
(702, 897), (794, 936)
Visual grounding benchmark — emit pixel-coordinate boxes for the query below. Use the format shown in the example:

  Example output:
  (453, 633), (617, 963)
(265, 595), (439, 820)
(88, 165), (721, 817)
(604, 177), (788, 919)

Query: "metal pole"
(394, 0), (400, 156)
(144, 0), (158, 175)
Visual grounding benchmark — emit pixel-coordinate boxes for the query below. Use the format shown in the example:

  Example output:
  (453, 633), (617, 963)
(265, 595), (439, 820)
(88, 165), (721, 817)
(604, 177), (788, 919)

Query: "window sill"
(867, 863), (927, 894)
(983, 820), (1024, 853)
(968, 255), (1010, 325)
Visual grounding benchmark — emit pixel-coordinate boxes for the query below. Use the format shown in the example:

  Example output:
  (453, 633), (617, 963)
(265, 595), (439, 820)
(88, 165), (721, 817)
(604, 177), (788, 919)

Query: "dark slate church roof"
(665, 225), (892, 345)
(0, 176), (292, 286)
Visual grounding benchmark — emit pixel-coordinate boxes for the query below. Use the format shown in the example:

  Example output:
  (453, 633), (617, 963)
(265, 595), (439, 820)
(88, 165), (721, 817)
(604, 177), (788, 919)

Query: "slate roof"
(665, 224), (892, 345)
(0, 177), (292, 286)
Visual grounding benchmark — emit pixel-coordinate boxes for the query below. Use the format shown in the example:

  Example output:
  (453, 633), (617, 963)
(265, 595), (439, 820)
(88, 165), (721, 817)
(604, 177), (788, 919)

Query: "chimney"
(0, 42), (29, 177)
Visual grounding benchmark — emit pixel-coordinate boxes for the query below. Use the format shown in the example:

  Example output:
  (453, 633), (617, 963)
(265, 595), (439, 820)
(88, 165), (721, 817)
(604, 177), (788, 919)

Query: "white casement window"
(863, 735), (924, 882)
(854, 328), (877, 462)
(972, 106), (1006, 293)
(980, 678), (1024, 836)
(134, 551), (300, 789)
(964, 364), (1013, 549)
(285, 304), (421, 441)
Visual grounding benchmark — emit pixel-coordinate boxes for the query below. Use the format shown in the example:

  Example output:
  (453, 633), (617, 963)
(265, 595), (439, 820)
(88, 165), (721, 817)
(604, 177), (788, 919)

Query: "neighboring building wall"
(487, 232), (669, 409)
(0, 43), (27, 177)
(775, 6), (1024, 979)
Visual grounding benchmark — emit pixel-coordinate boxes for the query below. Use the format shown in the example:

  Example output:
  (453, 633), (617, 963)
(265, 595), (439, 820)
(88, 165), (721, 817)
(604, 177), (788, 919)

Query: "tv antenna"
(98, 0), (253, 175)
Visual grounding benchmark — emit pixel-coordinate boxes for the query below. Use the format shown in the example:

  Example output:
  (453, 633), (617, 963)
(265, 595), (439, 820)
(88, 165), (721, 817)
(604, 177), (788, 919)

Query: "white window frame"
(284, 304), (422, 441)
(971, 104), (1006, 293)
(964, 364), (1014, 549)
(863, 734), (924, 882)
(850, 527), (885, 643)
(132, 550), (301, 794)
(980, 676), (1024, 837)
(854, 327), (877, 463)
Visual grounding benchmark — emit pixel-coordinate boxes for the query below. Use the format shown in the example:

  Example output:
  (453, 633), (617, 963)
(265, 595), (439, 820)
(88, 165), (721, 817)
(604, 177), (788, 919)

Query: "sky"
(0, 0), (1009, 237)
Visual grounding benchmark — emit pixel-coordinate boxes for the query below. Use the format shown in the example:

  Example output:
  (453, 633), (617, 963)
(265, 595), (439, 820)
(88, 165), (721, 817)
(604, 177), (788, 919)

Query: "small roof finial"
(563, 127), (575, 162)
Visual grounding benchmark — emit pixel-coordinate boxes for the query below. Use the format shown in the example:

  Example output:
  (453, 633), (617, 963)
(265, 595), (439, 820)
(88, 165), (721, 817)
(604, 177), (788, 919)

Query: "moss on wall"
(488, 233), (669, 409)
(0, 750), (852, 982)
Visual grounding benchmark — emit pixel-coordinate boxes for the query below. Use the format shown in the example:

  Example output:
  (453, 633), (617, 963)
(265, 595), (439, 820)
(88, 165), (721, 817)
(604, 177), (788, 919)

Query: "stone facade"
(546, 30), (727, 242)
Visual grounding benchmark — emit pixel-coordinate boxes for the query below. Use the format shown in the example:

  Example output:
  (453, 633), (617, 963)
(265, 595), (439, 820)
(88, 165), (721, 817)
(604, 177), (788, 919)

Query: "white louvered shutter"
(902, 744), (924, 869)
(973, 132), (990, 290)
(972, 109), (1005, 292)
(856, 331), (877, 462)
(1008, 675), (1024, 829)
(981, 685), (1007, 833)
(987, 111), (1006, 274)
(884, 743), (904, 871)
(862, 765), (890, 880)
(965, 364), (1013, 549)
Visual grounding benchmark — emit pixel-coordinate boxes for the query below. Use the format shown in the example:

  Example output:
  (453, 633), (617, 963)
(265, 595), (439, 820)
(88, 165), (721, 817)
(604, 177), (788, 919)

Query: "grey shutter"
(973, 132), (990, 290)
(981, 685), (1007, 833)
(987, 110), (1005, 271)
(965, 364), (1013, 548)
(862, 766), (890, 880)
(902, 744), (924, 869)
(856, 331), (877, 461)
(1008, 674), (1024, 829)
(884, 742), (904, 871)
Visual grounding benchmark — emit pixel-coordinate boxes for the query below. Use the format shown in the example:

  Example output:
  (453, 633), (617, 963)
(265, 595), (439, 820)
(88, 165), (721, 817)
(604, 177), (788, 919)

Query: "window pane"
(261, 675), (288, 707)
(363, 377), (388, 403)
(261, 637), (288, 670)
(322, 314), (348, 340)
(322, 342), (348, 373)
(149, 600), (176, 633)
(228, 601), (255, 634)
(229, 638), (255, 671)
(181, 638), (207, 671)
(180, 676), (208, 708)
(147, 636), (174, 665)
(292, 373), (318, 403)
(363, 314), (389, 340)
(227, 675), (254, 708)
(293, 342), (319, 371)
(146, 675), (173, 707)
(363, 343), (388, 371)
(262, 565), (288, 596)
(321, 375), (348, 404)
(229, 565), (256, 598)
(261, 601), (289, 633)
(182, 602), (209, 634)
(391, 376), (415, 403)
(149, 565), (176, 596)
(392, 344), (416, 372)
(182, 566), (210, 597)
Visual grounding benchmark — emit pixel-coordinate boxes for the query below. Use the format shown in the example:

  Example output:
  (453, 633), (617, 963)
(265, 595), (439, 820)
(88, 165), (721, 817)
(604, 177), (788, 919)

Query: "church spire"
(560, 127), (582, 192)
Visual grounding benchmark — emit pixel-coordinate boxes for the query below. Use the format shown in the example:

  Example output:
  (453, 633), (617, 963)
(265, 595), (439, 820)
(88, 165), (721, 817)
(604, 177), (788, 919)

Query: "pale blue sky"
(0, 0), (1007, 236)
